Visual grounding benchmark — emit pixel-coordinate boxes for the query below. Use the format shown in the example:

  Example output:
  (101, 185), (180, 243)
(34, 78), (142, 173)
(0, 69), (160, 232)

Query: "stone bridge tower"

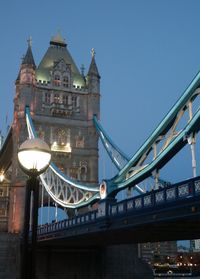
(9, 33), (100, 233)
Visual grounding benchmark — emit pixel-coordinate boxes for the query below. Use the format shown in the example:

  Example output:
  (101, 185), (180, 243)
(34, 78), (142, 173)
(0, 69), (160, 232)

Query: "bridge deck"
(37, 176), (200, 247)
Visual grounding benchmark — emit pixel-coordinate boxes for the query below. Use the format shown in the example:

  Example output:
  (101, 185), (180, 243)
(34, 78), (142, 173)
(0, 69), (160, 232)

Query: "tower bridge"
(1, 33), (200, 278)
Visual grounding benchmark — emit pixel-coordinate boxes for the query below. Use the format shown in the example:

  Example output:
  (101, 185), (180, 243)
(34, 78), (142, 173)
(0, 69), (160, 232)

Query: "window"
(45, 92), (51, 104)
(54, 93), (60, 104)
(0, 208), (6, 216)
(55, 74), (60, 81)
(80, 166), (87, 181)
(53, 74), (61, 86)
(0, 188), (3, 197)
(75, 133), (84, 148)
(63, 76), (69, 87)
(63, 95), (68, 106)
(58, 129), (66, 145)
(70, 168), (78, 180)
(72, 96), (78, 108)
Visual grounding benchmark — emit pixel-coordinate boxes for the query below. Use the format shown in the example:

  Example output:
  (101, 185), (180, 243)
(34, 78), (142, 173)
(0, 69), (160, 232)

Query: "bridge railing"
(37, 176), (200, 236)
(37, 210), (98, 235)
(109, 177), (200, 217)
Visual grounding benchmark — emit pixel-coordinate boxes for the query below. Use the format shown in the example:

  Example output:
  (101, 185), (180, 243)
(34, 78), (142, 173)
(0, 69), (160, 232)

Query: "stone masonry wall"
(36, 244), (153, 279)
(0, 233), (20, 279)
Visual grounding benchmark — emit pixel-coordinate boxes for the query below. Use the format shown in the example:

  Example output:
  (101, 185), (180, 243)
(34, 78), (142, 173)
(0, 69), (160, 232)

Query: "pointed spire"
(17, 38), (36, 85)
(88, 48), (100, 78)
(22, 37), (36, 69)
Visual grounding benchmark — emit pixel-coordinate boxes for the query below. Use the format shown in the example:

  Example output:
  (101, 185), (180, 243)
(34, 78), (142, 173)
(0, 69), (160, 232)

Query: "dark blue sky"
(1, 0), (200, 184)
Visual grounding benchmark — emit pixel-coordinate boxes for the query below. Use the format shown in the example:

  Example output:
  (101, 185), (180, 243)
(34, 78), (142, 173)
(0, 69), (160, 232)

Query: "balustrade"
(37, 176), (200, 237)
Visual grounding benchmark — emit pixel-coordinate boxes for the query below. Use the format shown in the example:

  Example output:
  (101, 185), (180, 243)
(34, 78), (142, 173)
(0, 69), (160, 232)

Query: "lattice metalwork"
(25, 107), (99, 208)
(94, 116), (170, 195)
(40, 167), (97, 208)
(105, 72), (200, 196)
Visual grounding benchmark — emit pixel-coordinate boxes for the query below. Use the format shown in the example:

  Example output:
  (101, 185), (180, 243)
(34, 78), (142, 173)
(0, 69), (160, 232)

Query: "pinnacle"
(22, 40), (36, 69)
(88, 51), (100, 78)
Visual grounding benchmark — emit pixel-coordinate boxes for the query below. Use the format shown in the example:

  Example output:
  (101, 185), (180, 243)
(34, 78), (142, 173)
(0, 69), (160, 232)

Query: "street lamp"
(18, 138), (51, 279)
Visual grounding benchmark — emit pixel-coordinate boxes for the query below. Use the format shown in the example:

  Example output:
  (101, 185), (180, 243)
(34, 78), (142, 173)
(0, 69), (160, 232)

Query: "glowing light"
(18, 138), (51, 175)
(51, 141), (71, 153)
(99, 181), (107, 199)
(18, 150), (51, 173)
(0, 173), (4, 182)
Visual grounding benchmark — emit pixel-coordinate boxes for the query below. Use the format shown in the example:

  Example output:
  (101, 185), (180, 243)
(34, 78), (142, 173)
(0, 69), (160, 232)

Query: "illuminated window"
(51, 129), (71, 153)
(54, 94), (60, 104)
(58, 129), (66, 145)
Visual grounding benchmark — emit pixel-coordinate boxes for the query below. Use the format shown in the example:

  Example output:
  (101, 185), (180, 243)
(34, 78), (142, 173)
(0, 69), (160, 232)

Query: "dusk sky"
(1, 0), (200, 185)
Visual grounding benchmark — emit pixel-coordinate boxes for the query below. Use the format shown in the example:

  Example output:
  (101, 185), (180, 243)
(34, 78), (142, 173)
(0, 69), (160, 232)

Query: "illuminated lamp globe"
(0, 173), (4, 182)
(99, 181), (107, 199)
(18, 138), (51, 176)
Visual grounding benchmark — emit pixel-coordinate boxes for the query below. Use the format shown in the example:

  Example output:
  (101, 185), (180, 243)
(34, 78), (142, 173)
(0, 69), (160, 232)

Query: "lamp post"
(18, 138), (51, 279)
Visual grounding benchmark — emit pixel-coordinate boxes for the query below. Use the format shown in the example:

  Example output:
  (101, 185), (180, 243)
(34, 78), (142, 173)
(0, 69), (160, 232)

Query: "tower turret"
(87, 48), (100, 94)
(17, 38), (36, 85)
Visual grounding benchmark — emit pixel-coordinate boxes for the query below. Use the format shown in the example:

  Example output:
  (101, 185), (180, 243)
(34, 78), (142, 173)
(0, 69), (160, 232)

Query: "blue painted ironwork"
(94, 116), (170, 194)
(27, 72), (200, 202)
(37, 176), (200, 239)
(93, 115), (130, 169)
(104, 72), (200, 196)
